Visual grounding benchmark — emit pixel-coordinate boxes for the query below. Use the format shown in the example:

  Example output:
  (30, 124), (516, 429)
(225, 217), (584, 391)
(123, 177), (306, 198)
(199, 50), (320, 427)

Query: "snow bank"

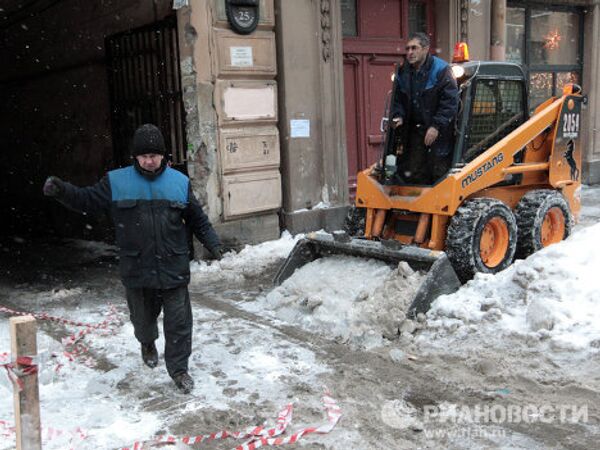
(242, 256), (426, 348)
(421, 222), (600, 354)
(189, 231), (301, 284)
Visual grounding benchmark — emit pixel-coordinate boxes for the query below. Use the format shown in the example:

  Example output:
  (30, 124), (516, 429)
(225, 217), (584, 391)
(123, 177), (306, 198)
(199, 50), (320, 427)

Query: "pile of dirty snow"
(242, 256), (426, 348)
(420, 222), (600, 354)
(189, 231), (301, 284)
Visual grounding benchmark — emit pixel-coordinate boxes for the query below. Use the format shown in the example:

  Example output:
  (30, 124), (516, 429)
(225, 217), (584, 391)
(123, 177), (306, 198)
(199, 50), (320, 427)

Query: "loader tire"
(515, 189), (573, 259)
(446, 198), (517, 283)
(343, 206), (366, 237)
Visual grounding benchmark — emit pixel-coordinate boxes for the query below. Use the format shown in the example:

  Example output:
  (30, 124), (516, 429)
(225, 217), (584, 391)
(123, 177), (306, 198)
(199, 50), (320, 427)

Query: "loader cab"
(452, 61), (528, 166)
(382, 60), (528, 187)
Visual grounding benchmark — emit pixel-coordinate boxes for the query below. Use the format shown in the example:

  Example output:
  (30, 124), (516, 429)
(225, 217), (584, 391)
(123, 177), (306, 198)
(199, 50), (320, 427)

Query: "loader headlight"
(451, 64), (465, 79)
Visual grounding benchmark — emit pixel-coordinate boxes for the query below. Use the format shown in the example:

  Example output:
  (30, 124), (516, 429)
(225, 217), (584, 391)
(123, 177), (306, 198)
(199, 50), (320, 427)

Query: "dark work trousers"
(125, 285), (192, 378)
(400, 124), (451, 185)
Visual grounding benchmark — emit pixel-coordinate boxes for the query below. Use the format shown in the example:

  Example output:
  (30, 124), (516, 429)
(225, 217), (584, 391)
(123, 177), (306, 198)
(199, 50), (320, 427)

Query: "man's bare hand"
(424, 126), (439, 147)
(391, 117), (403, 129)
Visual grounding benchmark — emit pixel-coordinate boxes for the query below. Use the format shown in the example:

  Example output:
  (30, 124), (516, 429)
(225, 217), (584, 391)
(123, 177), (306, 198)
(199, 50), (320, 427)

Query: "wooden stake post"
(10, 316), (42, 450)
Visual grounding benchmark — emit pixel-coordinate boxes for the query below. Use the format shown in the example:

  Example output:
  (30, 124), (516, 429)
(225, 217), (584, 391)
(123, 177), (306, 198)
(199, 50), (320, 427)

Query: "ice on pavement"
(0, 236), (329, 450)
(3, 213), (600, 447)
(0, 302), (328, 449)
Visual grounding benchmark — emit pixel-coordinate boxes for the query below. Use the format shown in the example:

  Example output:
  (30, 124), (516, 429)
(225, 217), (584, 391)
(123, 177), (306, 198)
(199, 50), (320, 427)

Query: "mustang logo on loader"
(563, 139), (580, 181)
(461, 153), (505, 189)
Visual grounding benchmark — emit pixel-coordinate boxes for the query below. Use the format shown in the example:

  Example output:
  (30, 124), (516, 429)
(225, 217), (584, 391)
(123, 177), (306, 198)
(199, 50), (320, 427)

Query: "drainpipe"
(490, 0), (506, 61)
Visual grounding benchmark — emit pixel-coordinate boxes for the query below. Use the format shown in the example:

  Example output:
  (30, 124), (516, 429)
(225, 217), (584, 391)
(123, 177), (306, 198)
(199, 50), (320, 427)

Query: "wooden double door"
(342, 0), (434, 195)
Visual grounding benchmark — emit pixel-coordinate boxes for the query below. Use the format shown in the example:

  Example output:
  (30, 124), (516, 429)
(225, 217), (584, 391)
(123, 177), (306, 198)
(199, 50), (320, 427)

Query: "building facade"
(1, 0), (598, 248)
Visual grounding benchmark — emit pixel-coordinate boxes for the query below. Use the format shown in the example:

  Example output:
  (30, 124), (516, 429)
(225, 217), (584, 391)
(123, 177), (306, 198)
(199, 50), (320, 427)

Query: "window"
(506, 7), (525, 64)
(466, 79), (525, 161)
(506, 3), (583, 111)
(341, 0), (357, 37)
(530, 9), (580, 66)
(409, 1), (428, 34)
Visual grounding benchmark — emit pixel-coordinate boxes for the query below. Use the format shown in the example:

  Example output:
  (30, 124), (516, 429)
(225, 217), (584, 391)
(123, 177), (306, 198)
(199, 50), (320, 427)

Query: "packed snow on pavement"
(1, 185), (600, 449)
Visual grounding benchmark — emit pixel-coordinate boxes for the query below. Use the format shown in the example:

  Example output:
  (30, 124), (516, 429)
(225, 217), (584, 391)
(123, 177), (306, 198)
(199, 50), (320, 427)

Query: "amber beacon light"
(452, 42), (470, 63)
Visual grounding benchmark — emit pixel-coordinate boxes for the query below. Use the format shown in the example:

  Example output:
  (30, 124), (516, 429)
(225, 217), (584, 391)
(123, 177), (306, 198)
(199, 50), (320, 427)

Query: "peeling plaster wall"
(178, 0), (283, 247)
(177, 4), (221, 222)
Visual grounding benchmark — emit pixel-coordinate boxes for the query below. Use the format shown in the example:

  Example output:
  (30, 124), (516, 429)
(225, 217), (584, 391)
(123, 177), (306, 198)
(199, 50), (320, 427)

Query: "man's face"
(136, 153), (164, 172)
(406, 38), (429, 67)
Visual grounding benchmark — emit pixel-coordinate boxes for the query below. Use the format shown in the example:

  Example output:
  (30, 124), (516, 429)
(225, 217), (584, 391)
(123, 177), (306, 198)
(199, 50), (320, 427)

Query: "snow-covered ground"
(1, 185), (600, 449)
(422, 223), (600, 353)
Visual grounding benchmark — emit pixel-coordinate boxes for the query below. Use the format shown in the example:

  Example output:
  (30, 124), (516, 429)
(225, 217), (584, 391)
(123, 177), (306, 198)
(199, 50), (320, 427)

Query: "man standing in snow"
(43, 123), (222, 394)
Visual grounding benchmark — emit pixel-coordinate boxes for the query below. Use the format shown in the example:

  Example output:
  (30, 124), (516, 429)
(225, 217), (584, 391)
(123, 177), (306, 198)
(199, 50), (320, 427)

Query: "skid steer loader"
(276, 44), (584, 316)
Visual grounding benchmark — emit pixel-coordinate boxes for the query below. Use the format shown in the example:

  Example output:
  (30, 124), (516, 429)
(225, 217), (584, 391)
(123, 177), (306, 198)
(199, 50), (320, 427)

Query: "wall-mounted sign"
(226, 0), (260, 35)
(290, 119), (310, 138)
(230, 46), (253, 67)
(172, 0), (189, 9)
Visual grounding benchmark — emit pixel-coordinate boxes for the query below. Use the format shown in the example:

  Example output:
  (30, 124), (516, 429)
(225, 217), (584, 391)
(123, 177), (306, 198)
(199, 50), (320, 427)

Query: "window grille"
(465, 79), (524, 162)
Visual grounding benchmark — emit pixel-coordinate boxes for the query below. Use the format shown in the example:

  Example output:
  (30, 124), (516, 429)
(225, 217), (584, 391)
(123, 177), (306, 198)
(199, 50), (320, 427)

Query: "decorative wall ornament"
(321, 0), (331, 61)
(226, 0), (260, 35)
(460, 0), (469, 43)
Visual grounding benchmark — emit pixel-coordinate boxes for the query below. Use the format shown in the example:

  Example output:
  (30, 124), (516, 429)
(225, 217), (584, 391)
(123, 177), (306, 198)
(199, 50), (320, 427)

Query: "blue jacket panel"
(108, 166), (188, 203)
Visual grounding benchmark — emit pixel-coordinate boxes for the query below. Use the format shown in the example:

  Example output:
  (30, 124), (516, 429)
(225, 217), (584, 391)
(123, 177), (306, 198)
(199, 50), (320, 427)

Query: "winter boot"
(141, 342), (158, 368)
(173, 371), (194, 394)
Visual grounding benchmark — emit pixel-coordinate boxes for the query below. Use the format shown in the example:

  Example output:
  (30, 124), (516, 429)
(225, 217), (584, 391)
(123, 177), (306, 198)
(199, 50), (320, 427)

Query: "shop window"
(529, 72), (553, 110)
(506, 3), (583, 111)
(506, 7), (525, 64)
(530, 9), (580, 66)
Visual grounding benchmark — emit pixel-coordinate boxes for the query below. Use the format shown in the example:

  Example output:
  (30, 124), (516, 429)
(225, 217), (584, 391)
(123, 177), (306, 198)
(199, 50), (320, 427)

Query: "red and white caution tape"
(0, 304), (119, 330)
(122, 391), (341, 450)
(1, 355), (38, 391)
(234, 391), (342, 450)
(0, 419), (87, 446)
(0, 419), (16, 437)
(123, 402), (293, 450)
(0, 304), (122, 368)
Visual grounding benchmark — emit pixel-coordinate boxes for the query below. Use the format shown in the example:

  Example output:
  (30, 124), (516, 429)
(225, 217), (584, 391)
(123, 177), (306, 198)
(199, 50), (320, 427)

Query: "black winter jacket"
(392, 54), (459, 156)
(58, 165), (221, 289)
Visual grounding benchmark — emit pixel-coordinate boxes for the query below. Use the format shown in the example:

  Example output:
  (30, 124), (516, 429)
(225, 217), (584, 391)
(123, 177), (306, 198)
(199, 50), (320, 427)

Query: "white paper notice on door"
(230, 47), (253, 67)
(290, 119), (310, 138)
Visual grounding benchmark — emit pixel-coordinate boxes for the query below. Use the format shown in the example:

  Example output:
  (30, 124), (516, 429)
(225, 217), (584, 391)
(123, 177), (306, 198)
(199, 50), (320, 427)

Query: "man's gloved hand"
(209, 247), (223, 261)
(43, 176), (65, 197)
(391, 116), (403, 129)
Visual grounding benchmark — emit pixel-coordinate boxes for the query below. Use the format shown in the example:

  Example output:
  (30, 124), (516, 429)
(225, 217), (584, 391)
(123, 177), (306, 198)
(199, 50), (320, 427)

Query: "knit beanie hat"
(132, 124), (166, 156)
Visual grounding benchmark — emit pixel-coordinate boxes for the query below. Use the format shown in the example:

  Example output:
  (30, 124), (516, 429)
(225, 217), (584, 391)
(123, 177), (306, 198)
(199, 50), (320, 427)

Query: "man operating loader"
(391, 32), (459, 185)
(43, 123), (223, 394)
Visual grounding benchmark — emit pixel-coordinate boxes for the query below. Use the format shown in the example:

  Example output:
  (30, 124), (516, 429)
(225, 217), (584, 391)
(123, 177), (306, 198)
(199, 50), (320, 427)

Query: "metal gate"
(106, 15), (187, 170)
